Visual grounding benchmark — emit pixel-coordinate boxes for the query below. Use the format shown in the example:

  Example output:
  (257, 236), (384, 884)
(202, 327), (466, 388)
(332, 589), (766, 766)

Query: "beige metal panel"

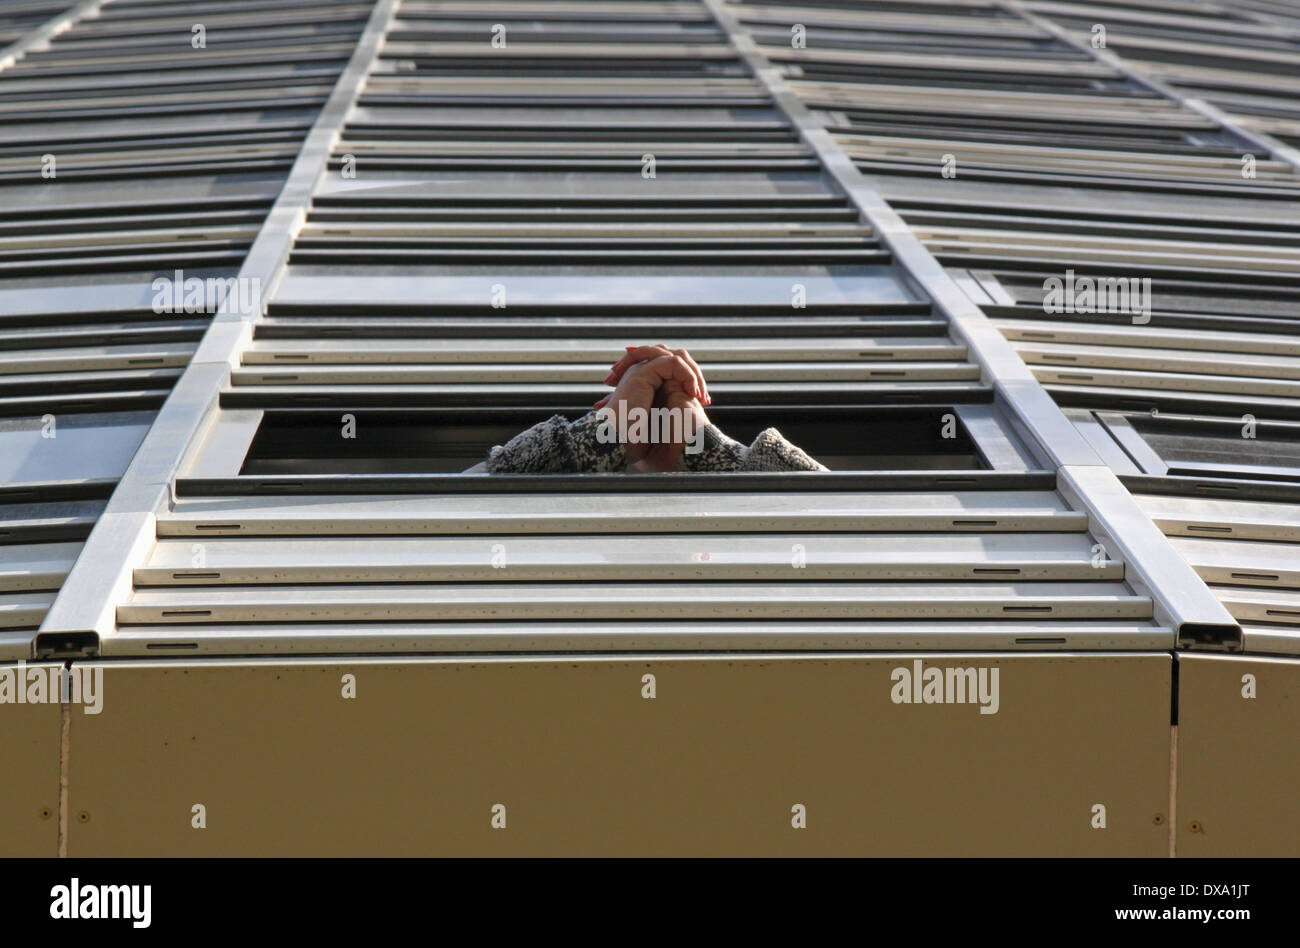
(66, 654), (1171, 856)
(0, 661), (62, 857)
(1177, 653), (1300, 856)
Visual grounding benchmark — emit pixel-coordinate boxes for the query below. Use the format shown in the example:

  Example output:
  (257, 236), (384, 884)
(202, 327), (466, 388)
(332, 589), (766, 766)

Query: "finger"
(645, 353), (701, 400)
(671, 347), (710, 406)
(607, 344), (673, 386)
(607, 346), (666, 385)
(592, 395), (610, 409)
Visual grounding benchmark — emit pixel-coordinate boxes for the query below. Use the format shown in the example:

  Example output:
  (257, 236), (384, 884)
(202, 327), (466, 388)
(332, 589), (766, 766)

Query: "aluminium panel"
(0, 661), (63, 857)
(65, 653), (1171, 856)
(1176, 652), (1300, 856)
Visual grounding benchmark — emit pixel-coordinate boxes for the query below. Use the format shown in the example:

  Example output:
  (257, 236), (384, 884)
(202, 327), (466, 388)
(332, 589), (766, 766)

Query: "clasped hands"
(592, 344), (713, 472)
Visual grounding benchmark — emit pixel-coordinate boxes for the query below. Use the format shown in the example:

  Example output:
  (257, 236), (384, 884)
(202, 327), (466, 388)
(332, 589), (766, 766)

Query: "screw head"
(77, 810), (90, 824)
(38, 807), (51, 821)
(1153, 814), (1164, 825)
(1189, 820), (1202, 833)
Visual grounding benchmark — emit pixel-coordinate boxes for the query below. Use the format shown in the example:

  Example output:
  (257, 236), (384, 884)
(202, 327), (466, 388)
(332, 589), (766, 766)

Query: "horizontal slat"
(118, 581), (1152, 623)
(0, 345), (196, 376)
(0, 541), (81, 593)
(994, 318), (1300, 358)
(103, 619), (1173, 656)
(1136, 494), (1300, 542)
(1168, 536), (1300, 589)
(138, 532), (1121, 584)
(160, 490), (1083, 536)
(1210, 585), (1300, 626)
(242, 338), (966, 363)
(229, 361), (981, 385)
(220, 381), (993, 407)
(0, 592), (55, 629)
(1240, 623), (1300, 656)
(1015, 342), (1300, 380)
(1032, 365), (1300, 399)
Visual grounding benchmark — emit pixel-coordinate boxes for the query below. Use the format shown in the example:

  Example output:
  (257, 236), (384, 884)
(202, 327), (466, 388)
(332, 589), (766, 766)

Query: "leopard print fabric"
(484, 410), (828, 473)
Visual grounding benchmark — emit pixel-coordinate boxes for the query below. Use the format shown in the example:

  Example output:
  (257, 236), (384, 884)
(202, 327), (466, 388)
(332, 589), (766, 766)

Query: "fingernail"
(625, 346), (637, 351)
(604, 374), (615, 384)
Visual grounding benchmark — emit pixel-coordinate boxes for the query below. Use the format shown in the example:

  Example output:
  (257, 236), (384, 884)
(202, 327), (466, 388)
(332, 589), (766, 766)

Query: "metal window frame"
(35, 0), (404, 656)
(701, 0), (1241, 648)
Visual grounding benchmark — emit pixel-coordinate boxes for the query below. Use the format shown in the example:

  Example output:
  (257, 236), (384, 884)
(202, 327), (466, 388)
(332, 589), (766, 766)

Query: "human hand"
(600, 345), (711, 407)
(591, 347), (710, 469)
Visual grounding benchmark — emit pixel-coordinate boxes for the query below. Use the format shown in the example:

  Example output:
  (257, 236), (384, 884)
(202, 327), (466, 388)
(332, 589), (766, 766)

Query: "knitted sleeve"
(684, 425), (828, 472)
(484, 411), (626, 474)
(484, 413), (827, 473)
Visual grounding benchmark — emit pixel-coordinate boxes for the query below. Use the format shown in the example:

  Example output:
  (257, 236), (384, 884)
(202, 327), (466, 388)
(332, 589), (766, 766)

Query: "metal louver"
(54, 0), (1189, 659)
(727, 0), (1300, 654)
(0, 0), (378, 647)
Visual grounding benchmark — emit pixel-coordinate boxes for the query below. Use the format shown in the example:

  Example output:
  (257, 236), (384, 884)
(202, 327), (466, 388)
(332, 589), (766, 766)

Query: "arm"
(603, 344), (827, 472)
(485, 411), (626, 474)
(684, 423), (829, 473)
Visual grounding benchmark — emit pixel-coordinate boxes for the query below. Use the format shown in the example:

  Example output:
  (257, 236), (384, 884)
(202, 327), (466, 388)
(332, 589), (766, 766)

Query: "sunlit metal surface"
(5, 0), (1300, 855)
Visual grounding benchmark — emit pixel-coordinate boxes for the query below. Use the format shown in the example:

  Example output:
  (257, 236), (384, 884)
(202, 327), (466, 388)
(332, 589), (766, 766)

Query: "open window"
(236, 405), (991, 475)
(1080, 409), (1300, 485)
